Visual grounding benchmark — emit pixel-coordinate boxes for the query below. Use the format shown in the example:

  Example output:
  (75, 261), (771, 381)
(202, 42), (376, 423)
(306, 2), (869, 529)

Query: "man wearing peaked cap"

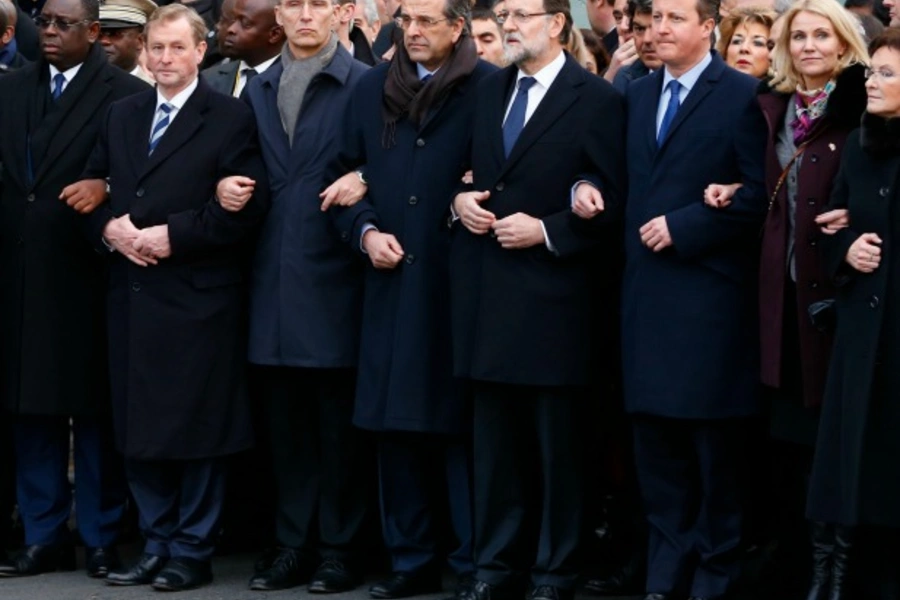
(99, 0), (157, 83)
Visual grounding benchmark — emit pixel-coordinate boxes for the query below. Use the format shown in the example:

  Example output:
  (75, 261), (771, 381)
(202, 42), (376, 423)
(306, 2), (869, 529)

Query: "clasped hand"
(103, 214), (171, 267)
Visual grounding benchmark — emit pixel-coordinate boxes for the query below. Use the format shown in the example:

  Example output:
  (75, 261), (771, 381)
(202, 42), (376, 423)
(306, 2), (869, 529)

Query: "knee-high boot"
(805, 521), (833, 600)
(828, 526), (853, 600)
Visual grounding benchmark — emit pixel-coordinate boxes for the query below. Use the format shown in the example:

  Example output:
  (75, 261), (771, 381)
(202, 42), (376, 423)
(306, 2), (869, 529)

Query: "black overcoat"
(83, 80), (270, 459)
(0, 43), (148, 416)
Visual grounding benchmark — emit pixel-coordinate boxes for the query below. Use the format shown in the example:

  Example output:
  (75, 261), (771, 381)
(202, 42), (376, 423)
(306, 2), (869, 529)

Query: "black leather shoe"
(86, 546), (121, 578)
(0, 552), (14, 576)
(369, 570), (443, 599)
(530, 585), (574, 600)
(460, 579), (522, 600)
(106, 553), (167, 586)
(151, 557), (213, 591)
(442, 573), (475, 600)
(585, 554), (645, 596)
(644, 595), (673, 600)
(0, 544), (76, 577)
(254, 547), (279, 574)
(308, 558), (361, 593)
(249, 547), (314, 591)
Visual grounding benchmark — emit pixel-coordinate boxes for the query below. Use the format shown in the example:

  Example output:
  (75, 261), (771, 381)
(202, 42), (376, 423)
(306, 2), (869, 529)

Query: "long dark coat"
(329, 59), (496, 434)
(244, 46), (367, 368)
(622, 54), (768, 419)
(0, 43), (148, 417)
(83, 80), (270, 459)
(808, 114), (900, 527)
(450, 55), (626, 386)
(757, 65), (867, 408)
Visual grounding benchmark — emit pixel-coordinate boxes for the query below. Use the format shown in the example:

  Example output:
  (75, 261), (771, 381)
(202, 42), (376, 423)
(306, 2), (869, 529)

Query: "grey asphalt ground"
(0, 553), (642, 600)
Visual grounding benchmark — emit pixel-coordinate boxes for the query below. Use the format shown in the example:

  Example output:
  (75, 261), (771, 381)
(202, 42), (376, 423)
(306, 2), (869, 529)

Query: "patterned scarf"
(791, 80), (836, 145)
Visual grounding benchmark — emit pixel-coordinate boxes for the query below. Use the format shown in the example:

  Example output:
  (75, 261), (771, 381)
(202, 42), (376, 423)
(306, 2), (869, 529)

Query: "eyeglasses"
(496, 10), (552, 25)
(394, 14), (450, 30)
(34, 16), (92, 32)
(865, 68), (897, 82)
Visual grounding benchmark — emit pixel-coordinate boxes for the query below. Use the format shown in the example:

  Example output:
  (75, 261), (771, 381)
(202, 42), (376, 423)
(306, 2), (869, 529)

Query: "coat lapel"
(657, 54), (724, 153)
(643, 69), (664, 156)
(489, 66), (518, 170)
(8, 63), (40, 189)
(498, 56), (581, 178)
(256, 62), (290, 177)
(140, 81), (208, 180)
(125, 90), (157, 176)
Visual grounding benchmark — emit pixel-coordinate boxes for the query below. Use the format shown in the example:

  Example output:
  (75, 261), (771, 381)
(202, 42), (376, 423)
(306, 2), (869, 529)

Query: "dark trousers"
(472, 382), (585, 590)
(632, 415), (748, 598)
(258, 366), (368, 561)
(14, 414), (124, 547)
(377, 432), (473, 575)
(1, 415), (14, 548)
(126, 457), (225, 561)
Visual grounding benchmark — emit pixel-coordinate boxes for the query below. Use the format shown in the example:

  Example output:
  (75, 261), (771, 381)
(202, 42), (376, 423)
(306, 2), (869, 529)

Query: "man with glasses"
(450, 0), (624, 598)
(98, 0), (156, 83)
(0, 0), (148, 580)
(321, 0), (495, 597)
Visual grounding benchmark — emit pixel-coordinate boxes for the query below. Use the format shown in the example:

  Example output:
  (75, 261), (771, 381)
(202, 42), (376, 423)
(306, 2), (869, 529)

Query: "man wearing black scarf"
(321, 0), (496, 598)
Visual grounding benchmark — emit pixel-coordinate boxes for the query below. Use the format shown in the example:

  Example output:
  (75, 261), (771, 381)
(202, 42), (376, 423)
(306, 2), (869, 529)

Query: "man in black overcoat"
(0, 0), (148, 579)
(67, 3), (269, 591)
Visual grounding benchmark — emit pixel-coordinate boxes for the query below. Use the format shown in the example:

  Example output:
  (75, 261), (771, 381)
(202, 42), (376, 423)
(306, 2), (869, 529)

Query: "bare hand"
(102, 214), (155, 266)
(640, 216), (672, 252)
(461, 170), (473, 185)
(60, 179), (107, 214)
(816, 209), (849, 235)
(320, 171), (367, 211)
(846, 232), (882, 273)
(572, 182), (605, 219)
(603, 39), (638, 82)
(132, 225), (172, 261)
(362, 230), (404, 269)
(217, 175), (255, 212)
(492, 213), (544, 249)
(452, 190), (495, 234)
(704, 183), (742, 209)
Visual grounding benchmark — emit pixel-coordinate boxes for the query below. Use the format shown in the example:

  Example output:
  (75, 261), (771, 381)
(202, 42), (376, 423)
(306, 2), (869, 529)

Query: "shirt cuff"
(360, 222), (378, 253)
(540, 220), (557, 254)
(101, 236), (115, 253)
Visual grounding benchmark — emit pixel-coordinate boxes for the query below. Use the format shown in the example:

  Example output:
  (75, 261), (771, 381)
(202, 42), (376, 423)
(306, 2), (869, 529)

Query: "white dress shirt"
(656, 52), (712, 137)
(155, 76), (200, 128)
(233, 55), (279, 98)
(502, 49), (566, 126)
(48, 63), (83, 95)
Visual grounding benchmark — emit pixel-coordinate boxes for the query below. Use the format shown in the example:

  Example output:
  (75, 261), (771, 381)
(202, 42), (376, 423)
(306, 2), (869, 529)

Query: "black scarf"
(860, 111), (900, 157)
(381, 33), (478, 146)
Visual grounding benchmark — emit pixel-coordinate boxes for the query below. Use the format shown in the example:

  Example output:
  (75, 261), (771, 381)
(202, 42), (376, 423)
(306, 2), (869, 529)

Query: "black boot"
(828, 526), (853, 600)
(805, 521), (833, 600)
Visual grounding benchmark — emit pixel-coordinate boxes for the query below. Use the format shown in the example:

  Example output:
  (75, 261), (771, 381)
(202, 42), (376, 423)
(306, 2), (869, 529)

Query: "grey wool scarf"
(278, 34), (339, 146)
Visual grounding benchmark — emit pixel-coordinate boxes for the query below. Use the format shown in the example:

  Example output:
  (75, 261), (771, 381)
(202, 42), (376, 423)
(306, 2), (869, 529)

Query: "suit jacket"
(621, 52), (767, 419)
(0, 43), (149, 417)
(83, 78), (270, 459)
(244, 44), (368, 368)
(450, 53), (626, 387)
(612, 59), (650, 95)
(329, 59), (497, 434)
(201, 59), (239, 97)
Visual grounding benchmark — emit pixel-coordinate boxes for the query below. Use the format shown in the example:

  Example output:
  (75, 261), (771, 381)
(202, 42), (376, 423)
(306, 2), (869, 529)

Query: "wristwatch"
(355, 170), (367, 185)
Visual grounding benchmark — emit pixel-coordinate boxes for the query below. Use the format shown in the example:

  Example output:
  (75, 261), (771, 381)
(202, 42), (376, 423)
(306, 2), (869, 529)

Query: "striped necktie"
(148, 103), (173, 155)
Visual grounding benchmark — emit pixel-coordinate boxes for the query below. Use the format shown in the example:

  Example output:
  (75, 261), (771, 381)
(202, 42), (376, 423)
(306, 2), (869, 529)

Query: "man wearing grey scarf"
(235, 0), (371, 591)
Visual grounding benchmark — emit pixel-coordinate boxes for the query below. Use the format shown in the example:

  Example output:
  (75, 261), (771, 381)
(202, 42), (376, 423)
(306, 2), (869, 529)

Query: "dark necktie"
(148, 103), (173, 155)
(503, 77), (536, 158)
(51, 73), (65, 101)
(243, 67), (257, 84)
(421, 73), (433, 84)
(657, 79), (682, 145)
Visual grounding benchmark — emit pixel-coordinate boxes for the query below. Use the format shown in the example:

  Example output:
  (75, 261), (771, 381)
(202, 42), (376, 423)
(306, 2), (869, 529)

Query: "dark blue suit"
(330, 58), (497, 576)
(622, 53), (766, 597)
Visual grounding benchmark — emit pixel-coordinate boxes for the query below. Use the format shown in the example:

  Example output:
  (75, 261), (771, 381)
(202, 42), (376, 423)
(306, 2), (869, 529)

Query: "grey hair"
(773, 0), (792, 14)
(356, 0), (379, 24)
(443, 0), (472, 34)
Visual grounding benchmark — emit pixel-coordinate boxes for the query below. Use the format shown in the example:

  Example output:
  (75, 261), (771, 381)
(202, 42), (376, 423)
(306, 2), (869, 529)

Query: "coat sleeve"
(821, 144), (860, 287)
(542, 87), (626, 258)
(167, 109), (270, 259)
(80, 104), (116, 253)
(665, 91), (768, 258)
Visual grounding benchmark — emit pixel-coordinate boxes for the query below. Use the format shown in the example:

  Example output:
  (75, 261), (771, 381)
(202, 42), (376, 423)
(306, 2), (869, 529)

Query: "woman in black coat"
(809, 28), (900, 599)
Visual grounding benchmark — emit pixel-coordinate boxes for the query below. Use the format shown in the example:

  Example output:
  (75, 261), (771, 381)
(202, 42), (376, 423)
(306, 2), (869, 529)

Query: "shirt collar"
(662, 51), (712, 94)
(416, 63), (439, 80)
(239, 54), (279, 76)
(48, 62), (83, 84)
(517, 49), (566, 90)
(156, 76), (199, 111)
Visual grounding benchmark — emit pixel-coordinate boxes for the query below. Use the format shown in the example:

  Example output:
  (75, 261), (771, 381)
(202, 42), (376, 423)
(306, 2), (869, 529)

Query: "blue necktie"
(503, 77), (536, 158)
(148, 103), (173, 155)
(51, 73), (65, 100)
(657, 79), (682, 145)
(421, 73), (433, 83)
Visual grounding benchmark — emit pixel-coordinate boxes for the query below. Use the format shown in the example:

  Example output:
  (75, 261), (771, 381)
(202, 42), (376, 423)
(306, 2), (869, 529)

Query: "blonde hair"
(716, 6), (777, 56)
(145, 3), (209, 46)
(567, 27), (596, 73)
(769, 0), (868, 93)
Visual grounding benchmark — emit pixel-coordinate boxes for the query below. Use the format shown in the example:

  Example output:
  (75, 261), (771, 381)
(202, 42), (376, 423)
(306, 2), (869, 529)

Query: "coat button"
(340, 231), (349, 241)
(809, 239), (817, 247)
(409, 196), (418, 205)
(26, 193), (35, 202)
(132, 282), (141, 292)
(870, 295), (880, 309)
(405, 253), (416, 265)
(880, 187), (890, 197)
(810, 281), (818, 289)
(810, 154), (818, 163)
(495, 182), (505, 192)
(807, 198), (816, 206)
(17, 237), (23, 246)
(136, 188), (145, 198)
(416, 138), (425, 147)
